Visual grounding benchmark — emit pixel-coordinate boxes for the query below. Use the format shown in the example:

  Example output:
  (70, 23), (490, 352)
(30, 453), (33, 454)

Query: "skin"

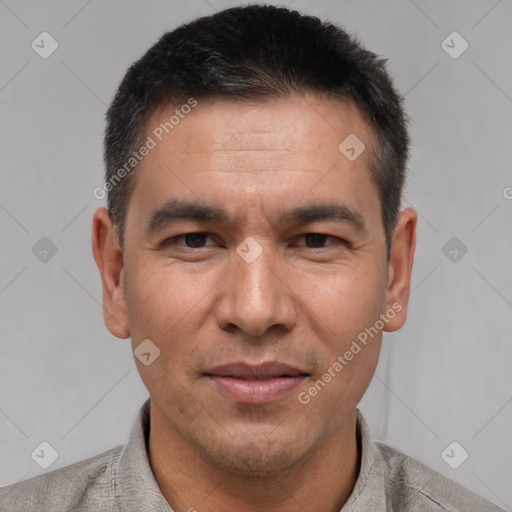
(92, 93), (416, 512)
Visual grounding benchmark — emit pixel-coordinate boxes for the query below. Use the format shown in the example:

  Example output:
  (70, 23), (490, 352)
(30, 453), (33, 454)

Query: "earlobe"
(91, 207), (131, 339)
(383, 208), (417, 332)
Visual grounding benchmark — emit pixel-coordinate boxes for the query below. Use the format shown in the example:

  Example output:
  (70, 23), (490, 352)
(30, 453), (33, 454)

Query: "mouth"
(204, 362), (309, 405)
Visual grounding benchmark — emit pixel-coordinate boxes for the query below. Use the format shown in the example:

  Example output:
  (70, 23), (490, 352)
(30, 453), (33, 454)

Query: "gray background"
(1, 0), (511, 509)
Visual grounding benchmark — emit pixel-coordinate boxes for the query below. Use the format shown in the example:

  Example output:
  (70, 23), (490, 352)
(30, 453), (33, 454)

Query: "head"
(93, 5), (416, 475)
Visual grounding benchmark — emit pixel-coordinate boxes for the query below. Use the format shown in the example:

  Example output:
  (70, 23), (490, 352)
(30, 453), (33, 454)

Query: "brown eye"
(162, 233), (212, 249)
(304, 233), (328, 248)
(183, 233), (208, 248)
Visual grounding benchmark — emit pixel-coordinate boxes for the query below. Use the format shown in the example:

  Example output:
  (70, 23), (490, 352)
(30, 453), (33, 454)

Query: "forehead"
(142, 93), (373, 170)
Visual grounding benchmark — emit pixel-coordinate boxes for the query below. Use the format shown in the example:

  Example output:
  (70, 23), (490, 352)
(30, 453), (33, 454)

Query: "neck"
(148, 408), (360, 512)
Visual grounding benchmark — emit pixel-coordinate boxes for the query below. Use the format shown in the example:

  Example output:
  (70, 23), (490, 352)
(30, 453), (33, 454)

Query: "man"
(1, 5), (503, 511)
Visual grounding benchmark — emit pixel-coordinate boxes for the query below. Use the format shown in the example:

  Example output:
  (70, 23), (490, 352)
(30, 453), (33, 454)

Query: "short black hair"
(104, 4), (409, 251)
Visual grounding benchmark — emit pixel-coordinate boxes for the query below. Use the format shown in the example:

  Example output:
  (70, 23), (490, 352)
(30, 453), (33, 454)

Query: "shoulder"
(0, 445), (123, 512)
(376, 441), (504, 511)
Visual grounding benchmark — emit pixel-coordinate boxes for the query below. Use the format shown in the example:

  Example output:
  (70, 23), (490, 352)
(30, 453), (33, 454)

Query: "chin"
(196, 428), (315, 477)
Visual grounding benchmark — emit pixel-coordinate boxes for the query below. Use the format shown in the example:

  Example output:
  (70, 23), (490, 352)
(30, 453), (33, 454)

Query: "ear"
(383, 207), (417, 332)
(91, 207), (130, 339)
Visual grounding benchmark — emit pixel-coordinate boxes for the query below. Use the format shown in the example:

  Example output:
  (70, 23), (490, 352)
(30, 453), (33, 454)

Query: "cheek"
(125, 262), (209, 351)
(298, 263), (386, 393)
(125, 267), (206, 398)
(301, 262), (388, 340)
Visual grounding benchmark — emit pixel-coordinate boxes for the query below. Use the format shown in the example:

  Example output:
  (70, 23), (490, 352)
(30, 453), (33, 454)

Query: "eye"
(165, 232), (213, 248)
(298, 233), (344, 248)
(162, 232), (346, 251)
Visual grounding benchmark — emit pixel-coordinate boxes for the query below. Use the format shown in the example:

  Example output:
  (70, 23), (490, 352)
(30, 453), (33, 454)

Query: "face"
(93, 93), (415, 475)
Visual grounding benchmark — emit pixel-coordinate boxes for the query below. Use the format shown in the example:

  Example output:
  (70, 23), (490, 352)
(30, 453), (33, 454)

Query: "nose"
(214, 242), (298, 338)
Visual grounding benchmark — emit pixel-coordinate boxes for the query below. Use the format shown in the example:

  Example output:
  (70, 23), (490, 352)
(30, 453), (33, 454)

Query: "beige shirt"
(0, 399), (504, 511)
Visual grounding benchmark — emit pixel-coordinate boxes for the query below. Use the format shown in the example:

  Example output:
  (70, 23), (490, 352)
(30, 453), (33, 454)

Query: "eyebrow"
(278, 203), (365, 232)
(146, 199), (365, 235)
(147, 199), (230, 235)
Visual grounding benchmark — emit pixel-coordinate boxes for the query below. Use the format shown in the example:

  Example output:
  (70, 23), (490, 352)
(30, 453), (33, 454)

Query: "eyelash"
(163, 232), (347, 249)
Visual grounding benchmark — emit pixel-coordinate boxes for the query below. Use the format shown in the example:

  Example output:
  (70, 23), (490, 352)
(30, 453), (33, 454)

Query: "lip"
(204, 362), (309, 405)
